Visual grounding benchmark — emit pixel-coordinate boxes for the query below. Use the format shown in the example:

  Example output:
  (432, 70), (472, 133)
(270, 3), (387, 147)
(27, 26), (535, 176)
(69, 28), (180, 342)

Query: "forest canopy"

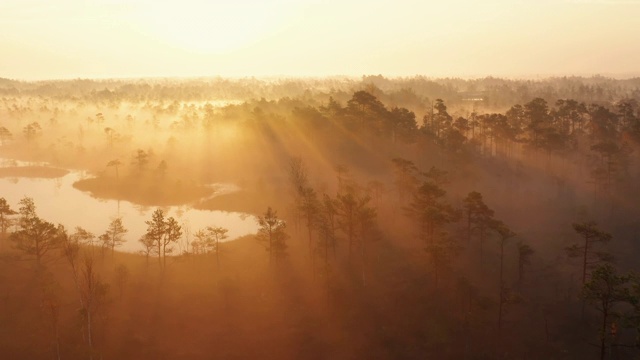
(1, 75), (640, 359)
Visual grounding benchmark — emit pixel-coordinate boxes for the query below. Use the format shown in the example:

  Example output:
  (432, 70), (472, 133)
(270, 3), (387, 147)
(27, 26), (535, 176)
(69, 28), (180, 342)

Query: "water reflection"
(0, 167), (258, 253)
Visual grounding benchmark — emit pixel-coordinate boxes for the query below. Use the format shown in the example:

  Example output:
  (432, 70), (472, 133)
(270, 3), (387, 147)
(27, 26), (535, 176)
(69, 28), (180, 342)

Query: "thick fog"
(1, 76), (640, 359)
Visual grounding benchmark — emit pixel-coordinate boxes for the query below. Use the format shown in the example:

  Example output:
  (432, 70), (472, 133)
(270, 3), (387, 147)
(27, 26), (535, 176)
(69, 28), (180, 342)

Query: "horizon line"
(2, 72), (640, 83)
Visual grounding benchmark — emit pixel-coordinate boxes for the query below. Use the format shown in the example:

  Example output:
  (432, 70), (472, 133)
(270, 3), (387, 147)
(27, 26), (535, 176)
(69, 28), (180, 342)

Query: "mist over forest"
(2, 75), (640, 359)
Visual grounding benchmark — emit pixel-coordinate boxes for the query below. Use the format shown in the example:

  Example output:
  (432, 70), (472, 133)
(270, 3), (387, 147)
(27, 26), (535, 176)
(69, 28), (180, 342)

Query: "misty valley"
(1, 75), (640, 359)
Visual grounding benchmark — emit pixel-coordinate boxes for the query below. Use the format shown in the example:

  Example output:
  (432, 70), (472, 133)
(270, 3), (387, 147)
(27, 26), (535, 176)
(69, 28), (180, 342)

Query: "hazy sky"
(1, 0), (639, 80)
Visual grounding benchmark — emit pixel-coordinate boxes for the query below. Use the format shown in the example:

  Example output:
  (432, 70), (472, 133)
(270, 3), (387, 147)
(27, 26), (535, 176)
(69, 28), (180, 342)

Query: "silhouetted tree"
(138, 234), (156, 265)
(492, 219), (516, 335)
(335, 164), (354, 192)
(588, 104), (619, 142)
(425, 231), (458, 289)
(299, 186), (319, 255)
(356, 194), (377, 286)
(389, 106), (418, 143)
(0, 126), (13, 145)
(391, 158), (419, 204)
(347, 90), (386, 114)
(38, 270), (62, 360)
(23, 122), (41, 141)
(162, 217), (182, 268)
(256, 207), (288, 264)
(99, 218), (127, 256)
(366, 180), (386, 209)
(145, 209), (166, 267)
(319, 96), (343, 117)
(208, 226), (228, 270)
(517, 242), (534, 289)
(589, 140), (631, 205)
(616, 98), (638, 131)
(346, 90), (389, 133)
(70, 227), (96, 259)
(61, 226), (82, 304)
(335, 186), (376, 261)
(291, 106), (328, 130)
(132, 149), (149, 172)
(524, 98), (551, 148)
(10, 197), (61, 267)
(462, 191), (495, 265)
(191, 229), (210, 255)
(425, 99), (452, 139)
(104, 127), (117, 147)
(61, 224), (108, 357)
(582, 264), (632, 360)
(554, 98), (587, 135)
(627, 278), (640, 352)
(406, 178), (458, 246)
(79, 256), (109, 359)
(315, 194), (339, 271)
(0, 197), (16, 237)
(505, 104), (526, 143)
(566, 221), (613, 286)
(288, 157), (309, 230)
(106, 159), (121, 179)
(463, 192), (481, 244)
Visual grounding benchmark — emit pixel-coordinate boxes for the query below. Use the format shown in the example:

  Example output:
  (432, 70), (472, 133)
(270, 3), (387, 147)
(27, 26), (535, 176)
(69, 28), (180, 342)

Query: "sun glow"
(1, 0), (639, 79)
(132, 1), (302, 55)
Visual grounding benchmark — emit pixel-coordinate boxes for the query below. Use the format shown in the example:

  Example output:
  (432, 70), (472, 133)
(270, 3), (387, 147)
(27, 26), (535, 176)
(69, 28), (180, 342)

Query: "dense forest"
(1, 75), (640, 359)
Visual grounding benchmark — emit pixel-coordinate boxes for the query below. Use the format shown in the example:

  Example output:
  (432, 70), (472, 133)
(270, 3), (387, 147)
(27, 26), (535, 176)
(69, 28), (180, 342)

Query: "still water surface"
(0, 160), (258, 253)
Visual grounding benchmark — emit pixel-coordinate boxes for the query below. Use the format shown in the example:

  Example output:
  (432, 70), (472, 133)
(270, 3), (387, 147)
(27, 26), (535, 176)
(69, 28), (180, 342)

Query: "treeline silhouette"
(1, 76), (640, 359)
(2, 75), (640, 108)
